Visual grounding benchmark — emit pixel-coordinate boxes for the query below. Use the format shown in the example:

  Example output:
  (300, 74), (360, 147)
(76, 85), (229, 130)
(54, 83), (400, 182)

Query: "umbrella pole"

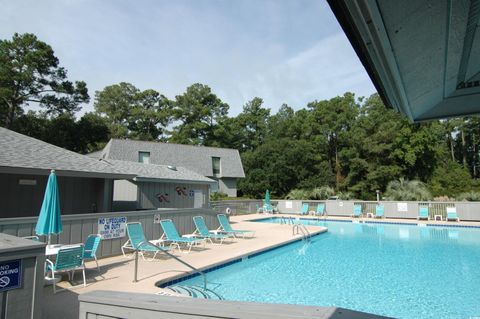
(47, 234), (51, 246)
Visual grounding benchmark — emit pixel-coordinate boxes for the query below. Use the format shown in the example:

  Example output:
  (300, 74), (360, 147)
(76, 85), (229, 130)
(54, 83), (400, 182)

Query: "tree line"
(1, 33), (479, 200)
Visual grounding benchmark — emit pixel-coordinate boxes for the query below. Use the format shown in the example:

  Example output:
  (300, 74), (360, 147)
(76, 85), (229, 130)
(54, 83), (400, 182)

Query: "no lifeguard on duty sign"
(0, 260), (22, 292)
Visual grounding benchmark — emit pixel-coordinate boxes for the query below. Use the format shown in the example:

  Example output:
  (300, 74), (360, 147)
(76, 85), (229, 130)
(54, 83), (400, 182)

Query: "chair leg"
(52, 270), (56, 294)
(82, 267), (86, 287)
(95, 256), (100, 272)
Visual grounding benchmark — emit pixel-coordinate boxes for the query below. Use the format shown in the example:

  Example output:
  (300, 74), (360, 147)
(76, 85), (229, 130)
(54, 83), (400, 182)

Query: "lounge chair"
(446, 207), (460, 222)
(300, 203), (309, 215)
(417, 206), (429, 220)
(46, 245), (86, 294)
(375, 204), (385, 218)
(83, 234), (101, 271)
(193, 216), (231, 244)
(160, 219), (206, 253)
(217, 214), (255, 238)
(313, 203), (325, 216)
(263, 203), (274, 214)
(352, 204), (362, 218)
(125, 222), (169, 260)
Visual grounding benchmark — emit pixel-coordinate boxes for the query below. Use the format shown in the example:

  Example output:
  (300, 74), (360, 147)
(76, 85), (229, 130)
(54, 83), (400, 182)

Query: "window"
(212, 157), (221, 175)
(138, 151), (150, 164)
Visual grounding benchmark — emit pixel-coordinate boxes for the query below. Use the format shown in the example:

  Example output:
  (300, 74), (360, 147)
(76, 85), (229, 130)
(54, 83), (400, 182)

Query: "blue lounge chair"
(375, 204), (384, 218)
(352, 204), (362, 218)
(313, 203), (325, 216)
(217, 214), (255, 238)
(446, 207), (460, 222)
(193, 216), (231, 244)
(160, 219), (206, 252)
(83, 234), (101, 271)
(300, 203), (309, 215)
(46, 245), (86, 294)
(125, 222), (168, 260)
(417, 206), (429, 220)
(263, 203), (274, 214)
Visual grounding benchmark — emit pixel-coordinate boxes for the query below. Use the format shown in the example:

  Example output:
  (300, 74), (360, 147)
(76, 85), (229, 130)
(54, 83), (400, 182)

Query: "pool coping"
(156, 227), (327, 288)
(249, 215), (480, 229)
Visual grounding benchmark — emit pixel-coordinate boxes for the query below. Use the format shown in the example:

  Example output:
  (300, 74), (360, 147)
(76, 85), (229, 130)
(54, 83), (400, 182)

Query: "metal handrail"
(133, 241), (207, 290)
(292, 224), (311, 240)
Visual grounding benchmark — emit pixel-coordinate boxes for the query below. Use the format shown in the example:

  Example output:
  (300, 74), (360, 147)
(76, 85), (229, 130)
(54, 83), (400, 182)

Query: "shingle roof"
(0, 127), (134, 179)
(104, 159), (215, 184)
(95, 139), (245, 178)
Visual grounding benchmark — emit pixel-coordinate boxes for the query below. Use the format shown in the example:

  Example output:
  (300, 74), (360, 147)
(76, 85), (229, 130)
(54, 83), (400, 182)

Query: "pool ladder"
(292, 223), (311, 241)
(279, 216), (294, 225)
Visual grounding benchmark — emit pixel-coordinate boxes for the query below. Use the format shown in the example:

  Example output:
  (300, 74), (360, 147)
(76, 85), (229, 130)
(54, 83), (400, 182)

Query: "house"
(92, 139), (245, 197)
(0, 127), (135, 217)
(0, 127), (217, 217)
(104, 159), (216, 211)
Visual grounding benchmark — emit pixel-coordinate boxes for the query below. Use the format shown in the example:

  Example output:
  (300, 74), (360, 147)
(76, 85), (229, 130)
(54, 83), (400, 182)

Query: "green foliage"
(456, 191), (480, 201)
(384, 178), (432, 201)
(94, 82), (172, 140)
(0, 33), (89, 128)
(170, 83), (229, 145)
(12, 111), (109, 153)
(285, 189), (310, 200)
(309, 186), (335, 200)
(210, 192), (228, 201)
(428, 160), (472, 197)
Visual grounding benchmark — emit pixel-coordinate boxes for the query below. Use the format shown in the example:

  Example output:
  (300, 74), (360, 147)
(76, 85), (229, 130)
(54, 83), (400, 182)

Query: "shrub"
(210, 192), (228, 201)
(285, 189), (310, 200)
(456, 191), (480, 201)
(309, 186), (335, 200)
(336, 191), (354, 200)
(384, 178), (432, 201)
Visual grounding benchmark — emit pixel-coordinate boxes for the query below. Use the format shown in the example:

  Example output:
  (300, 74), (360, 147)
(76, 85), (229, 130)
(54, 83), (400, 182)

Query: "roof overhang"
(133, 177), (217, 185)
(328, 0), (480, 122)
(0, 166), (135, 180)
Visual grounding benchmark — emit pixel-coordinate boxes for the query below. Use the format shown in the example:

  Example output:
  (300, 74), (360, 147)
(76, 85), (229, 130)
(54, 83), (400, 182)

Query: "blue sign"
(0, 259), (22, 292)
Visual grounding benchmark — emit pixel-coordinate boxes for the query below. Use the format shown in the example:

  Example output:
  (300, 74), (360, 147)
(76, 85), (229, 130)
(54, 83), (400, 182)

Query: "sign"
(285, 201), (293, 209)
(193, 190), (203, 208)
(397, 202), (408, 212)
(0, 260), (22, 292)
(154, 214), (161, 224)
(98, 216), (127, 239)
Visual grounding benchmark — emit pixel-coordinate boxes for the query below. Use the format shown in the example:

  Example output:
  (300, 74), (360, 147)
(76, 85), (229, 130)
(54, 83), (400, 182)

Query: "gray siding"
(218, 178), (237, 197)
(0, 173), (113, 218)
(137, 182), (209, 209)
(112, 180), (138, 211)
(0, 209), (220, 258)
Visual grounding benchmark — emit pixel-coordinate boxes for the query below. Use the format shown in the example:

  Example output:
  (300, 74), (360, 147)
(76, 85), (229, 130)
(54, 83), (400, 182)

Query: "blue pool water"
(177, 218), (480, 319)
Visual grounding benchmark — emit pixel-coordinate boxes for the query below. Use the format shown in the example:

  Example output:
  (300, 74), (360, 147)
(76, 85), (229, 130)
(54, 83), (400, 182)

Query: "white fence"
(218, 200), (480, 221)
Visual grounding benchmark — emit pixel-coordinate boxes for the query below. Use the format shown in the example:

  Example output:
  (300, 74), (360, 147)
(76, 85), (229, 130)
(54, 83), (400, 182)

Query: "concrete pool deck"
(42, 214), (327, 318)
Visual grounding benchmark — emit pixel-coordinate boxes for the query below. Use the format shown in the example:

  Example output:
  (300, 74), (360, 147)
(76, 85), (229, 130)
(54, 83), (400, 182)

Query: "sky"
(1, 0), (376, 116)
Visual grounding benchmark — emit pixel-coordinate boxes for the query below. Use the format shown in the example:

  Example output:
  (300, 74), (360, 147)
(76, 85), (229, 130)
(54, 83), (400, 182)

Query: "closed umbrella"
(35, 170), (62, 245)
(265, 190), (271, 206)
(264, 190), (272, 213)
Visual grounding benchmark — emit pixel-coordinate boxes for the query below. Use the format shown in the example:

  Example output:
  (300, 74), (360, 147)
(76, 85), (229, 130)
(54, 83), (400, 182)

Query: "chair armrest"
(45, 258), (55, 271)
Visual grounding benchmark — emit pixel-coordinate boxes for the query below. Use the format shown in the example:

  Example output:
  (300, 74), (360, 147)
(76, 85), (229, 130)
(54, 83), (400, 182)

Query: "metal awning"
(328, 0), (480, 122)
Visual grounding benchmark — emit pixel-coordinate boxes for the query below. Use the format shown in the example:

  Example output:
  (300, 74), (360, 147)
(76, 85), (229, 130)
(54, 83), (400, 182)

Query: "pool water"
(178, 218), (480, 319)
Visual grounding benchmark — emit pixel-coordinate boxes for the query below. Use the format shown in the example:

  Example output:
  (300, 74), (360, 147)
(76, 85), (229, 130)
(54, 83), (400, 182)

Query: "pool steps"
(162, 285), (224, 300)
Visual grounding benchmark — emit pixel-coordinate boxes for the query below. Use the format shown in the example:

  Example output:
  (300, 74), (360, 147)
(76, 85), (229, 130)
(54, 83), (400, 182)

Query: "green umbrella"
(265, 190), (271, 206)
(35, 170), (62, 244)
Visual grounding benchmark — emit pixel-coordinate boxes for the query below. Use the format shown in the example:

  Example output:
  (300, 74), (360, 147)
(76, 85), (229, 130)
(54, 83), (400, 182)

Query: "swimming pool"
(174, 218), (480, 319)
